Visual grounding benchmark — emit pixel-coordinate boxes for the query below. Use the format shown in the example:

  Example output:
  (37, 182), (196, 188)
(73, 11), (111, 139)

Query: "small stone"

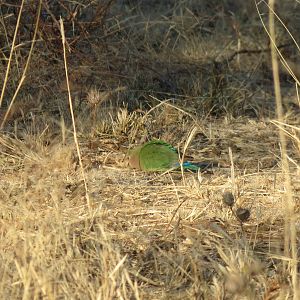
(236, 207), (250, 223)
(222, 191), (235, 207)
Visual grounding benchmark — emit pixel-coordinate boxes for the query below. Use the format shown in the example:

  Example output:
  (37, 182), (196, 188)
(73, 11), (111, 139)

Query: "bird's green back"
(139, 140), (178, 171)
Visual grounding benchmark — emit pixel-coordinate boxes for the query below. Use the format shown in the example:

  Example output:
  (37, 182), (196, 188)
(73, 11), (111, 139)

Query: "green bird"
(128, 140), (201, 171)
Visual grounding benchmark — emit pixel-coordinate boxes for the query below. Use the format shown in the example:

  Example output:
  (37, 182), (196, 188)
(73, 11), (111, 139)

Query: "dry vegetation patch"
(0, 0), (300, 299)
(1, 115), (299, 298)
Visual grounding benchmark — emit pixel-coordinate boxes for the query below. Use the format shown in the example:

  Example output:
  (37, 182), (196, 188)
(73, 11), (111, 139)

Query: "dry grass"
(0, 0), (300, 299)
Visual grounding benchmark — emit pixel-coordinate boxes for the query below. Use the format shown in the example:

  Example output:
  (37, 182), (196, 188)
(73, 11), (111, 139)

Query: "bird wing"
(139, 140), (179, 171)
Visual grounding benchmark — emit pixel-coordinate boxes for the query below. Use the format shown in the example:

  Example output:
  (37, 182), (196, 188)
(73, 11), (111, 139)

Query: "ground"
(0, 1), (299, 299)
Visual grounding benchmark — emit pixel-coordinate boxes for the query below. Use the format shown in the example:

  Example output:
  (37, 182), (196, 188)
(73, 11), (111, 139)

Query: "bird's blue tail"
(174, 161), (215, 172)
(175, 161), (200, 171)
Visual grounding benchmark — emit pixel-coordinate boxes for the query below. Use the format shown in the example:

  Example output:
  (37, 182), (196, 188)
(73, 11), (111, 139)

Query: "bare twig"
(0, 0), (25, 108)
(59, 17), (91, 212)
(0, 1), (42, 129)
